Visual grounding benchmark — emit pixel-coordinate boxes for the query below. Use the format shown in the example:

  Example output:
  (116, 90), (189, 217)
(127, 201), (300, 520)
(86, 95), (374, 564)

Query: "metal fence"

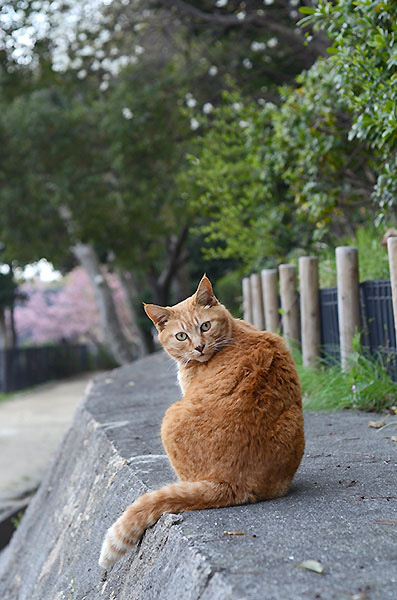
(319, 287), (340, 364)
(319, 279), (397, 377)
(0, 344), (101, 393)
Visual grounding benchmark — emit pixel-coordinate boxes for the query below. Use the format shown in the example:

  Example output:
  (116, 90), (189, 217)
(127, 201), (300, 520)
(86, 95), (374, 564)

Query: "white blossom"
(190, 118), (200, 131)
(243, 58), (253, 69)
(203, 102), (213, 114)
(267, 37), (278, 48)
(135, 45), (144, 55)
(208, 65), (218, 76)
(251, 41), (266, 52)
(239, 120), (249, 128)
(233, 102), (243, 111)
(100, 81), (109, 91)
(77, 69), (87, 79)
(216, 0), (228, 6)
(122, 107), (133, 120)
(187, 97), (197, 108)
(236, 11), (246, 20)
(263, 0), (274, 5)
(290, 0), (300, 6)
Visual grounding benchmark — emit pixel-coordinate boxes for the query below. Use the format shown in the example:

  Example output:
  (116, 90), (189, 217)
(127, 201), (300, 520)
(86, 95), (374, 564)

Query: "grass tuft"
(294, 343), (397, 412)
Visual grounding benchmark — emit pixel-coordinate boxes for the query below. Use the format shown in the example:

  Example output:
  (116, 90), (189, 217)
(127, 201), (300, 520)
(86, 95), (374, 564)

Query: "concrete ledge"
(0, 352), (396, 599)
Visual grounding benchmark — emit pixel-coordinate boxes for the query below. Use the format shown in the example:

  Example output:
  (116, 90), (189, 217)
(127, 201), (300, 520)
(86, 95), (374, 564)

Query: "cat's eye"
(200, 321), (211, 332)
(175, 332), (188, 341)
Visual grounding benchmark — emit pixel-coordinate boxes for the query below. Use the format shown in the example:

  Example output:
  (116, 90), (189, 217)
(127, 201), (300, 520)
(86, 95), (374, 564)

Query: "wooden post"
(299, 256), (321, 367)
(250, 273), (264, 330)
(279, 264), (299, 347)
(242, 277), (253, 324)
(261, 268), (279, 333)
(335, 246), (360, 371)
(387, 237), (397, 346)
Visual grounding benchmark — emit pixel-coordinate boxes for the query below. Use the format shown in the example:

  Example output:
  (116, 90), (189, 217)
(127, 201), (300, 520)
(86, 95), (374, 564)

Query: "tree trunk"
(8, 306), (17, 348)
(150, 225), (189, 305)
(172, 259), (190, 303)
(118, 271), (155, 356)
(72, 243), (135, 365)
(0, 309), (10, 349)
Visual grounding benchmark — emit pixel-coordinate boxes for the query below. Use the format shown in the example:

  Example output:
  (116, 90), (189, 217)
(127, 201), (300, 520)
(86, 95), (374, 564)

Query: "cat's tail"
(99, 480), (235, 569)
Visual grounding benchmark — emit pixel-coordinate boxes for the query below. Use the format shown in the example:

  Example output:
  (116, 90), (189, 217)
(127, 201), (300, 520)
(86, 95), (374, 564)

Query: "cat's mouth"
(192, 352), (211, 363)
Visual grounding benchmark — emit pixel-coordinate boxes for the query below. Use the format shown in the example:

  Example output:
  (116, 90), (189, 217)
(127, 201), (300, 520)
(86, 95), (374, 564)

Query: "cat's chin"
(192, 353), (212, 363)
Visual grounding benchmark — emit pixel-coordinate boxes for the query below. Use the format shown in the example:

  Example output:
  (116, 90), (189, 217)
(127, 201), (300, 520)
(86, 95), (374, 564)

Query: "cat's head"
(144, 276), (232, 364)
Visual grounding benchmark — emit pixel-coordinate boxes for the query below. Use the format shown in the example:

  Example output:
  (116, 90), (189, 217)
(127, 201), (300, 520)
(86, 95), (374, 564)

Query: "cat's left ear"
(194, 275), (218, 307)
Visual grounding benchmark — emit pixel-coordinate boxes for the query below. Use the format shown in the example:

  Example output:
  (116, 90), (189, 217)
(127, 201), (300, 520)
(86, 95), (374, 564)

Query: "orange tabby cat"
(99, 275), (304, 568)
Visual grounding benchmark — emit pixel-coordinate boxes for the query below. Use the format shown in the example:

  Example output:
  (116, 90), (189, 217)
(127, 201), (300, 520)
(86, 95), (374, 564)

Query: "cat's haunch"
(99, 275), (304, 569)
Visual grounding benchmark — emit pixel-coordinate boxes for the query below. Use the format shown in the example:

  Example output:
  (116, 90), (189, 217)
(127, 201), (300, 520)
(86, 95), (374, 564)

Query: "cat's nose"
(195, 344), (205, 354)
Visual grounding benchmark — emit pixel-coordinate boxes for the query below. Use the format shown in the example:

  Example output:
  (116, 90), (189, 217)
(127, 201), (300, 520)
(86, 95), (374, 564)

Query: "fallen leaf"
(368, 418), (386, 429)
(387, 406), (397, 415)
(296, 559), (324, 574)
(223, 530), (244, 536)
(391, 436), (397, 443)
(346, 480), (357, 487)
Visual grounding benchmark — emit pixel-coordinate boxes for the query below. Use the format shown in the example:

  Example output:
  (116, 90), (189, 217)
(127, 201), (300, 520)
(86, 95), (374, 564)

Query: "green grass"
(294, 343), (397, 412)
(318, 225), (390, 287)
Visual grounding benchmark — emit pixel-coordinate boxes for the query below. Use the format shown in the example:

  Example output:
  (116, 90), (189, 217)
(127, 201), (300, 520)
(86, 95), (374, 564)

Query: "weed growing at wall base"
(295, 348), (397, 413)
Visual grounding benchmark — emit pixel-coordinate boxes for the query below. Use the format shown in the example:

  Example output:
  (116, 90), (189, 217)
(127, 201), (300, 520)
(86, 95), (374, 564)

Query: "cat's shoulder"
(234, 321), (288, 352)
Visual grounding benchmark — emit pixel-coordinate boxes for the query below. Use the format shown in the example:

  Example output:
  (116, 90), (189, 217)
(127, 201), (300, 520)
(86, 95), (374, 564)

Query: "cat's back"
(186, 324), (301, 411)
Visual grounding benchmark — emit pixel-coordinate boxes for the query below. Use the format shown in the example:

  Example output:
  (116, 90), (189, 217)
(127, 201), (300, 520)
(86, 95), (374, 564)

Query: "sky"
(0, 259), (62, 282)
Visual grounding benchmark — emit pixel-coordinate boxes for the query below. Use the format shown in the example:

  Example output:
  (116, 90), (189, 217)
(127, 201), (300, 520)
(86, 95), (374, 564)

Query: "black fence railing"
(0, 344), (109, 393)
(319, 286), (340, 364)
(319, 279), (397, 378)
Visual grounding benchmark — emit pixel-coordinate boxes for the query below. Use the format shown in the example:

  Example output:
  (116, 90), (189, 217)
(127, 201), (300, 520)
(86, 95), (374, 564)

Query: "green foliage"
(182, 63), (375, 269)
(180, 90), (320, 268)
(182, 1), (396, 270)
(0, 58), (192, 279)
(11, 510), (25, 529)
(270, 59), (373, 234)
(313, 226), (390, 287)
(214, 270), (244, 318)
(301, 0), (397, 218)
(295, 342), (397, 412)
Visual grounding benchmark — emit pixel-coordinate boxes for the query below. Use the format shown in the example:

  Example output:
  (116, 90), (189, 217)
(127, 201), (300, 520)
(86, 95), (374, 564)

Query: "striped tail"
(99, 480), (235, 568)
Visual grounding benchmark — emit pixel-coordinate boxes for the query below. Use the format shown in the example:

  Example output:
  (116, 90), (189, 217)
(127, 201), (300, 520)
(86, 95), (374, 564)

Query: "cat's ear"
(144, 303), (171, 331)
(194, 275), (218, 307)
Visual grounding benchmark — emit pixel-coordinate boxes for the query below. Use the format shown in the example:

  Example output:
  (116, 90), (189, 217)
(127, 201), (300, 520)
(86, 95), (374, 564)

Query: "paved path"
(0, 373), (100, 507)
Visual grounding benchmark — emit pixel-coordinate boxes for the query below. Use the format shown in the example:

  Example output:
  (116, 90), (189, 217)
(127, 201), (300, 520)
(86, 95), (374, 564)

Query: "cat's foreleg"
(99, 480), (234, 568)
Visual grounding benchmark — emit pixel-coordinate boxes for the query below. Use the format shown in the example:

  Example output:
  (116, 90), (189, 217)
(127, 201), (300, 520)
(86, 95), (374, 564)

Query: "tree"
(2, 0), (371, 360)
(0, 269), (21, 348)
(181, 1), (396, 269)
(301, 0), (397, 222)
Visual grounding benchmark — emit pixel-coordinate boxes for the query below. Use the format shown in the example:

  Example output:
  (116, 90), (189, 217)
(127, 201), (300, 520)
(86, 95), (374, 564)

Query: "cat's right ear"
(143, 303), (171, 332)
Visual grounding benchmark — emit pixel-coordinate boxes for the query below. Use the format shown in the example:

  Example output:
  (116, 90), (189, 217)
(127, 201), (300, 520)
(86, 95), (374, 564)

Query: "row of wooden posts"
(242, 239), (397, 371)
